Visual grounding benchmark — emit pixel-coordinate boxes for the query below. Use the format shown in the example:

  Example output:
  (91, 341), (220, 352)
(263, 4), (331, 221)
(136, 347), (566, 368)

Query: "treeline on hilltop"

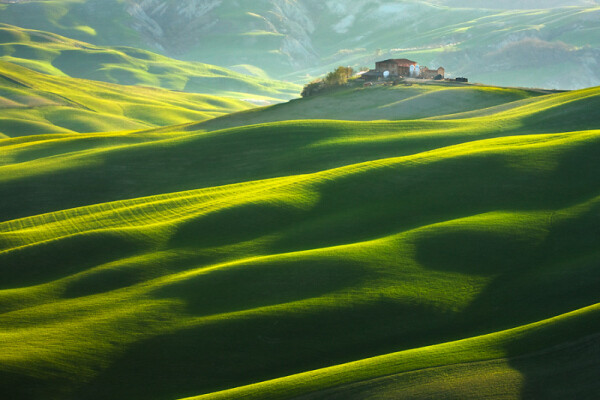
(301, 66), (355, 97)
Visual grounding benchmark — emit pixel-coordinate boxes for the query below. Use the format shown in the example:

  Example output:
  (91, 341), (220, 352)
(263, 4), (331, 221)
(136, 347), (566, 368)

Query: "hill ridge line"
(182, 303), (600, 400)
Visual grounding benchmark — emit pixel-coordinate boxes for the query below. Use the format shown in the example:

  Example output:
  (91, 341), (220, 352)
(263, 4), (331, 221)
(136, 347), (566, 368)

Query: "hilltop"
(191, 81), (558, 132)
(0, 82), (599, 399)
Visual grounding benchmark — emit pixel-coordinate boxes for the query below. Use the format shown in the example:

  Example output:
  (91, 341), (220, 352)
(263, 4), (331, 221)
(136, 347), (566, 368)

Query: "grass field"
(190, 82), (559, 131)
(0, 60), (255, 137)
(0, 81), (599, 399)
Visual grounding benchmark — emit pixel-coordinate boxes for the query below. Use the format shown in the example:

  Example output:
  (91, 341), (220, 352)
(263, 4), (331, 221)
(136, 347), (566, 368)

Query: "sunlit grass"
(0, 60), (254, 137)
(185, 303), (600, 400)
(0, 81), (599, 399)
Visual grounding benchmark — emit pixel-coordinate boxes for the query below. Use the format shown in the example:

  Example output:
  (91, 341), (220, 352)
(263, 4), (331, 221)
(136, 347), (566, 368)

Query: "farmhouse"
(375, 58), (417, 77)
(362, 59), (445, 81)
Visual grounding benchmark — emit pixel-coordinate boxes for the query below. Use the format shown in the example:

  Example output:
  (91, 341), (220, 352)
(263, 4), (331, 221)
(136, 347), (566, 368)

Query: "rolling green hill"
(0, 82), (599, 399)
(190, 303), (600, 399)
(0, 23), (301, 101)
(190, 82), (558, 132)
(0, 60), (256, 137)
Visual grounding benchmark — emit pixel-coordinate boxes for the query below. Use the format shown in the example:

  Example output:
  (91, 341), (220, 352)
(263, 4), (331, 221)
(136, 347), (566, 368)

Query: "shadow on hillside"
(35, 124), (600, 400)
(291, 333), (600, 400)
(520, 92), (600, 134)
(0, 230), (148, 290)
(152, 258), (368, 318)
(506, 333), (600, 399)
(168, 201), (304, 249)
(52, 49), (130, 82)
(60, 250), (226, 300)
(271, 133), (600, 254)
(71, 295), (460, 400)
(412, 196), (600, 398)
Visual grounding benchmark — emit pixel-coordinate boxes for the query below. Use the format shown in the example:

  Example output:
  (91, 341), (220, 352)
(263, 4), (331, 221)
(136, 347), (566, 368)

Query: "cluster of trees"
(301, 66), (354, 97)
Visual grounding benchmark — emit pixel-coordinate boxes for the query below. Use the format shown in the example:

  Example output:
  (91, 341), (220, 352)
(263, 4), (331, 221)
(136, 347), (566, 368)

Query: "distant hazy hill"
(0, 24), (300, 102)
(1, 0), (599, 89)
(434, 0), (597, 8)
(0, 60), (253, 137)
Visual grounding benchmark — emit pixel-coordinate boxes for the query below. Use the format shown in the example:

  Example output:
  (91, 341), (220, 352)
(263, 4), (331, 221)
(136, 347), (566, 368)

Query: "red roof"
(378, 58), (418, 67)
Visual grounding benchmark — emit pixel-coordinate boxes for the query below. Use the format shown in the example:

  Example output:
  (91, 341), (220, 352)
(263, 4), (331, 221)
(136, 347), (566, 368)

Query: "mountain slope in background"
(1, 0), (599, 89)
(433, 0), (597, 8)
(0, 24), (300, 102)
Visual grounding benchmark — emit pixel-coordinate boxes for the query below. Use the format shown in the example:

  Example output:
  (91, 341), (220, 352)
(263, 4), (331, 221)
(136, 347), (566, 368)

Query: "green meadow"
(192, 82), (557, 131)
(0, 60), (257, 137)
(0, 73), (599, 400)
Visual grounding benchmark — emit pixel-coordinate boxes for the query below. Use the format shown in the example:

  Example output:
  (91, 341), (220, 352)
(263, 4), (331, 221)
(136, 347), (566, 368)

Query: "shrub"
(301, 66), (354, 97)
(301, 80), (325, 97)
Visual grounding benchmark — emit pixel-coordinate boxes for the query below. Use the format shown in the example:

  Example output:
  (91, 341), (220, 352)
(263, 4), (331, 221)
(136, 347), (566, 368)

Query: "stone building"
(375, 58), (418, 77)
(360, 59), (445, 81)
(420, 67), (445, 79)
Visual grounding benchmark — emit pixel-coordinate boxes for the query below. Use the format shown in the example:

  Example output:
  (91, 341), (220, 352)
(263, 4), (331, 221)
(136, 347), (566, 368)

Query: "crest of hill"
(0, 60), (253, 137)
(189, 82), (557, 132)
(1, 85), (598, 222)
(0, 23), (300, 101)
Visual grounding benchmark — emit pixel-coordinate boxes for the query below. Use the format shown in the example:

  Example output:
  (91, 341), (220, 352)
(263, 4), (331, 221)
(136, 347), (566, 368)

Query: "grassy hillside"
(190, 304), (600, 399)
(4, 85), (599, 221)
(0, 83), (599, 399)
(191, 82), (557, 131)
(0, 60), (255, 137)
(0, 24), (301, 101)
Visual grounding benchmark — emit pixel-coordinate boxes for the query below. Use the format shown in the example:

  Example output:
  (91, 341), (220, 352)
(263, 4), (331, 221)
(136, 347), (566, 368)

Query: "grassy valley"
(0, 79), (599, 399)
